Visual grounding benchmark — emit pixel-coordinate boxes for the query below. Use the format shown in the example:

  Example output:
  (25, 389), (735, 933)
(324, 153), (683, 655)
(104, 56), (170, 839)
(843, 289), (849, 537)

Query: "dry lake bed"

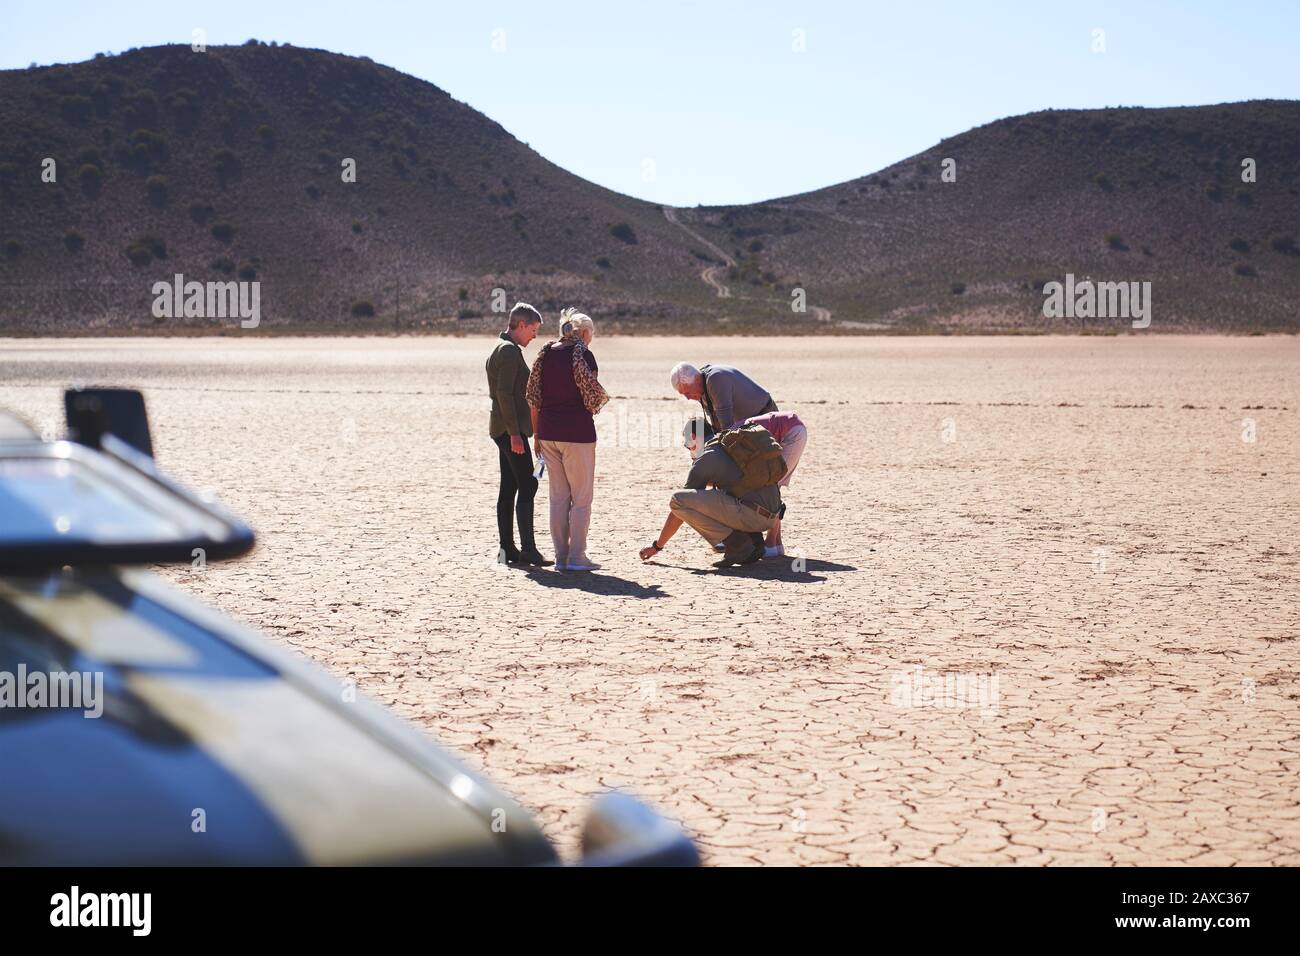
(2, 334), (1297, 865)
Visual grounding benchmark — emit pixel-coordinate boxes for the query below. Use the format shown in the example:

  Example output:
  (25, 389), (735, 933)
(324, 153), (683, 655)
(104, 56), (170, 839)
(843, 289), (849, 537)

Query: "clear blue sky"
(3, 1), (1296, 206)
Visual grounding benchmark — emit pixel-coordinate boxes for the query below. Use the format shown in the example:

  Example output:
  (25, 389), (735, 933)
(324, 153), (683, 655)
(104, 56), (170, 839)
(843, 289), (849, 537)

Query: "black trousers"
(493, 433), (538, 553)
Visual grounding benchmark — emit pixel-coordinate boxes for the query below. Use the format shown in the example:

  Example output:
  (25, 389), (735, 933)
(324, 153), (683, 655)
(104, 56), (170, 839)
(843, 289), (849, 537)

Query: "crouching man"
(638, 418), (787, 568)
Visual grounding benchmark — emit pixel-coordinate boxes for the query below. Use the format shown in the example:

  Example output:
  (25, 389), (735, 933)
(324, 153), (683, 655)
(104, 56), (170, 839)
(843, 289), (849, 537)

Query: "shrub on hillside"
(189, 202), (214, 224)
(1092, 173), (1114, 192)
(595, 256), (611, 269)
(210, 256), (235, 274)
(1105, 233), (1128, 251)
(146, 174), (168, 204)
(124, 91), (159, 128)
(129, 134), (165, 172)
(351, 300), (376, 318)
(125, 242), (152, 266)
(1204, 182), (1223, 201)
(609, 223), (638, 245)
(1228, 237), (1250, 253)
(211, 222), (235, 242)
(351, 221), (363, 234)
(951, 282), (966, 295)
(138, 234), (166, 259)
(4, 240), (22, 259)
(131, 129), (166, 155)
(63, 230), (85, 252)
(90, 82), (112, 115)
(1269, 234), (1298, 256)
(1233, 263), (1258, 277)
(238, 263), (257, 280)
(60, 95), (94, 124)
(168, 88), (202, 128)
(78, 163), (102, 195)
(213, 149), (241, 182)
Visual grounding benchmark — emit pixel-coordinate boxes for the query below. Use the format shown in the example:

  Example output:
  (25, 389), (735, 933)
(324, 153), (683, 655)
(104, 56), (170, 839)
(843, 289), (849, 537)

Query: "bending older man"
(639, 417), (785, 568)
(669, 362), (777, 433)
(681, 411), (808, 558)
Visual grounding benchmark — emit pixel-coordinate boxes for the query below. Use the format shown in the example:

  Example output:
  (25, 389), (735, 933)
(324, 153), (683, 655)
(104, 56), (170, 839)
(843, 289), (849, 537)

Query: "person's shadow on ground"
(687, 557), (856, 583)
(610, 557), (855, 583)
(522, 567), (668, 599)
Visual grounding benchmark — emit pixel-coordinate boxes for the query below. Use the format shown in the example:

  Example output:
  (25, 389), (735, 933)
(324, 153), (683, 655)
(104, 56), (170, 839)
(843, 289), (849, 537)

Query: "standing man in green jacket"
(487, 303), (552, 566)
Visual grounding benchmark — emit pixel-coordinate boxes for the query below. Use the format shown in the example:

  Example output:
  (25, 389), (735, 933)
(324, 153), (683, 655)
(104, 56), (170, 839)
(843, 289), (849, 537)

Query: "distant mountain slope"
(0, 42), (711, 332)
(0, 43), (1296, 333)
(681, 100), (1300, 331)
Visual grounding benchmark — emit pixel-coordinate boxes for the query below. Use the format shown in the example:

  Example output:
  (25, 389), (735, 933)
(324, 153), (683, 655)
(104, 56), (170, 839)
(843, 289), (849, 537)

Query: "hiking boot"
(718, 530), (758, 566)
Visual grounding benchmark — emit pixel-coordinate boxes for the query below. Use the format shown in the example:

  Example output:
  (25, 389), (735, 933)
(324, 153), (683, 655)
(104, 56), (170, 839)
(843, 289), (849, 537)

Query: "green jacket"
(486, 332), (532, 438)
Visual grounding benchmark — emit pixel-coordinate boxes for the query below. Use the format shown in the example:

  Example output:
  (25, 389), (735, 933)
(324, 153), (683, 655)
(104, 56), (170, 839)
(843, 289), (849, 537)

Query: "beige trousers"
(539, 440), (596, 564)
(669, 489), (775, 546)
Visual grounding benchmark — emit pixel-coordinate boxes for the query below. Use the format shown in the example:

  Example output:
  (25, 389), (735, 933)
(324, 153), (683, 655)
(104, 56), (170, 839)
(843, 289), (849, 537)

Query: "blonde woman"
(525, 309), (609, 571)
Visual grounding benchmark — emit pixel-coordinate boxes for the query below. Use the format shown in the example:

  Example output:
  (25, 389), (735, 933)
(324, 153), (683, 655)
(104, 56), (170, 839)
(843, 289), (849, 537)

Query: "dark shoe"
(519, 549), (554, 567)
(718, 530), (758, 567)
(743, 533), (766, 563)
(498, 546), (523, 565)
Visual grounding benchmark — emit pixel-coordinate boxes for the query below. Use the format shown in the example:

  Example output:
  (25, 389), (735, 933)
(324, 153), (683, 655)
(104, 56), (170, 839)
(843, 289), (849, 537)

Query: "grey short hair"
(669, 362), (701, 390)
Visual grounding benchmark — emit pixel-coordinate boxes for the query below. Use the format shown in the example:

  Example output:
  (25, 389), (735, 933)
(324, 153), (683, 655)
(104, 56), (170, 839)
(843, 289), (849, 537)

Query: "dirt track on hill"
(664, 207), (733, 298)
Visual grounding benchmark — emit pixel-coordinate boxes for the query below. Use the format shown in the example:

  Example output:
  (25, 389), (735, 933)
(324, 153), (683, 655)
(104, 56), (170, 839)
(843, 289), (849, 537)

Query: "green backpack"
(713, 424), (787, 498)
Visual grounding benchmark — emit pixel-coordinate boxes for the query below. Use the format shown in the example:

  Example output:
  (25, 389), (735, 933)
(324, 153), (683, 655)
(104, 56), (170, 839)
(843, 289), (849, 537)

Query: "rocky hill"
(1, 43), (1296, 333)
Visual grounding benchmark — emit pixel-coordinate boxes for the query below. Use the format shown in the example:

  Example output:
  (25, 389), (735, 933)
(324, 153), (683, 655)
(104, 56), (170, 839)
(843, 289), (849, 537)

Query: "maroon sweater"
(535, 343), (599, 443)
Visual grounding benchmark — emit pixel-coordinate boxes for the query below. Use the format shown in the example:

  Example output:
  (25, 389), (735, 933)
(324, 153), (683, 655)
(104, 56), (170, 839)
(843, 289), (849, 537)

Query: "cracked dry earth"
(3, 334), (1297, 866)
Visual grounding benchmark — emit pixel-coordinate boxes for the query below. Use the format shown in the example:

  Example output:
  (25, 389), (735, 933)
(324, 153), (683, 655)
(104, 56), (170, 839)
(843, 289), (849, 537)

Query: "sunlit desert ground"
(3, 334), (1298, 866)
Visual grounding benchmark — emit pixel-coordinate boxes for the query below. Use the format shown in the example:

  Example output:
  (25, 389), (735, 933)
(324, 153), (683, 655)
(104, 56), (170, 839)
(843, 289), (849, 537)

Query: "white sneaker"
(565, 559), (601, 572)
(763, 544), (785, 558)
